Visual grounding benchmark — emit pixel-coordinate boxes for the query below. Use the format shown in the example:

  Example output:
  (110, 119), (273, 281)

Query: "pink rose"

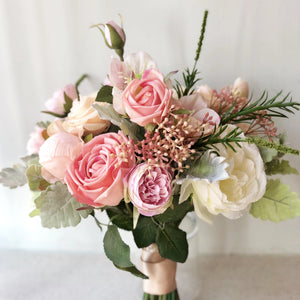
(122, 69), (172, 126)
(26, 126), (47, 155)
(45, 84), (78, 115)
(39, 132), (83, 183)
(65, 132), (136, 207)
(125, 163), (173, 216)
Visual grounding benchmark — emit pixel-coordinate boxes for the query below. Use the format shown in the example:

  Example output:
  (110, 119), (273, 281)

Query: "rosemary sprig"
(175, 10), (208, 98)
(195, 125), (245, 152)
(221, 91), (300, 124)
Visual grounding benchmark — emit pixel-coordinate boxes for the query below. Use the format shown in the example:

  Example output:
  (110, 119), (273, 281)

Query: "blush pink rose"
(125, 163), (173, 216)
(39, 132), (83, 183)
(122, 69), (172, 127)
(45, 84), (78, 115)
(65, 132), (136, 207)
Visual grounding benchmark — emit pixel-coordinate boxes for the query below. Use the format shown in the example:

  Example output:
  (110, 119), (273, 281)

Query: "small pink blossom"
(122, 69), (172, 126)
(26, 126), (46, 155)
(45, 84), (78, 115)
(104, 21), (126, 49)
(125, 163), (173, 216)
(232, 77), (249, 98)
(39, 132), (83, 183)
(65, 132), (136, 207)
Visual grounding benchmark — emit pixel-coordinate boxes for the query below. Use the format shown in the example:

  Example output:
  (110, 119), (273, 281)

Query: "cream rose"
(47, 95), (110, 137)
(179, 125), (266, 222)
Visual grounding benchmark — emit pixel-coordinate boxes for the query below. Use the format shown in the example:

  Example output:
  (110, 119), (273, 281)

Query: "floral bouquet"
(1, 11), (300, 299)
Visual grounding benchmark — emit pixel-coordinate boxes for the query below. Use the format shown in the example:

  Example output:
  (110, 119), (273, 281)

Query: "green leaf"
(63, 92), (73, 114)
(250, 179), (300, 222)
(41, 110), (66, 118)
(93, 102), (144, 140)
(265, 159), (298, 175)
(173, 108), (192, 115)
(35, 182), (92, 228)
(103, 225), (148, 279)
(156, 223), (188, 263)
(133, 216), (157, 248)
(36, 121), (51, 129)
(0, 164), (27, 189)
(106, 202), (133, 231)
(26, 164), (49, 191)
(95, 85), (113, 103)
(29, 208), (40, 217)
(155, 195), (193, 224)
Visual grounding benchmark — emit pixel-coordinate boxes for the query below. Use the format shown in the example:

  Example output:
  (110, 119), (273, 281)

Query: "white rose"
(179, 125), (266, 222)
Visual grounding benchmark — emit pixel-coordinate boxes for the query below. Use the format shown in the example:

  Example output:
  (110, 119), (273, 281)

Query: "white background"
(0, 0), (299, 255)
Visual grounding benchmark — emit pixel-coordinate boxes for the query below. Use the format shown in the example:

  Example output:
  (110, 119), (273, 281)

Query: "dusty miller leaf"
(250, 179), (300, 222)
(35, 182), (92, 228)
(0, 164), (27, 189)
(265, 159), (298, 176)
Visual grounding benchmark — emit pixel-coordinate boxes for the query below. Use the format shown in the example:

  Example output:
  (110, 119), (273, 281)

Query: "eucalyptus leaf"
(250, 179), (300, 222)
(103, 225), (148, 279)
(0, 164), (27, 189)
(36, 182), (92, 228)
(93, 102), (144, 140)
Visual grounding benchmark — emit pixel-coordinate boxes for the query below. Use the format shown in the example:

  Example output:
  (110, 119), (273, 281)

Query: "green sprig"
(221, 91), (300, 124)
(247, 136), (299, 155)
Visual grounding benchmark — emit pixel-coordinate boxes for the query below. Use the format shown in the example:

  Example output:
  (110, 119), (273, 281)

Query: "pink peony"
(122, 69), (172, 127)
(39, 132), (83, 183)
(125, 163), (173, 216)
(45, 84), (78, 115)
(65, 132), (136, 207)
(26, 126), (47, 155)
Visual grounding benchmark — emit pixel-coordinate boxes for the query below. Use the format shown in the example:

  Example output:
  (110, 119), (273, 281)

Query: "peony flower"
(47, 95), (110, 138)
(122, 69), (172, 127)
(39, 132), (83, 183)
(45, 84), (78, 115)
(65, 132), (136, 207)
(125, 163), (173, 216)
(179, 125), (266, 222)
(26, 126), (47, 155)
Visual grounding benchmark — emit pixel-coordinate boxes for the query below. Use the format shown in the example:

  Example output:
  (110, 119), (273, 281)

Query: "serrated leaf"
(36, 121), (51, 129)
(133, 216), (157, 248)
(0, 164), (27, 189)
(26, 164), (49, 191)
(36, 182), (92, 228)
(63, 92), (73, 114)
(156, 223), (188, 263)
(103, 225), (148, 279)
(265, 159), (298, 175)
(95, 85), (113, 103)
(21, 154), (39, 164)
(250, 179), (300, 222)
(93, 102), (144, 140)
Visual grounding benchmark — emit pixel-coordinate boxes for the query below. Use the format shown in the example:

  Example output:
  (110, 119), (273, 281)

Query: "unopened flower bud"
(232, 77), (249, 98)
(104, 21), (126, 50)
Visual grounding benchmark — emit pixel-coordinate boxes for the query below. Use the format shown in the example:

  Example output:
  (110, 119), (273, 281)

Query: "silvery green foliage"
(35, 181), (92, 228)
(177, 150), (229, 184)
(0, 164), (27, 189)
